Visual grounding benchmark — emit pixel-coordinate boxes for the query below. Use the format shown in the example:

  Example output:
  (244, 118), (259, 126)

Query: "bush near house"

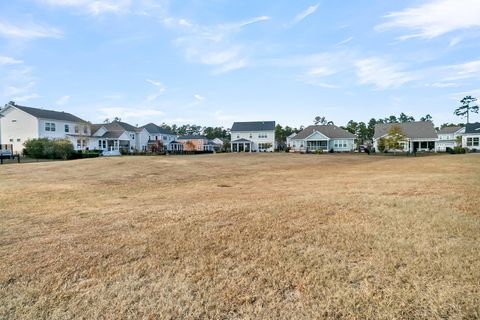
(23, 138), (75, 160)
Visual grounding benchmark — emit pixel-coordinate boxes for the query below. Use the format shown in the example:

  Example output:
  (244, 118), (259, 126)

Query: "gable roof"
(373, 121), (437, 139)
(292, 125), (356, 140)
(464, 122), (480, 134)
(8, 104), (87, 123)
(102, 121), (138, 132)
(141, 123), (174, 135)
(231, 121), (275, 132)
(437, 126), (462, 134)
(177, 134), (207, 140)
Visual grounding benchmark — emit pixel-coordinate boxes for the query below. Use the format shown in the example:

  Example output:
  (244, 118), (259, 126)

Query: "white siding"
(231, 130), (275, 151)
(0, 107), (39, 153)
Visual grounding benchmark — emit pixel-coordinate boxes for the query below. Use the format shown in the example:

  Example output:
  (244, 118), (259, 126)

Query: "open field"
(0, 153), (479, 319)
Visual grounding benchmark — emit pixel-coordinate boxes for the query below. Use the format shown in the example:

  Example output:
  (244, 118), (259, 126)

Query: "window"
(65, 124), (69, 132)
(421, 142), (428, 149)
(467, 137), (480, 146)
(9, 138), (13, 142)
(98, 140), (102, 148)
(77, 139), (81, 148)
(237, 134), (240, 138)
(45, 122), (56, 132)
(16, 138), (21, 142)
(11, 120), (16, 123)
(83, 126), (88, 134)
(130, 134), (135, 140)
(249, 133), (252, 138)
(258, 133), (267, 138)
(75, 126), (79, 133)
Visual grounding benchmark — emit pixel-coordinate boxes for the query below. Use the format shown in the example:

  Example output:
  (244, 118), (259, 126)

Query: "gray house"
(373, 121), (437, 152)
(288, 125), (356, 152)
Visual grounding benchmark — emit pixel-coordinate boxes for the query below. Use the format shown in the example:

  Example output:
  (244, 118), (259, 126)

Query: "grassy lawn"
(0, 153), (479, 319)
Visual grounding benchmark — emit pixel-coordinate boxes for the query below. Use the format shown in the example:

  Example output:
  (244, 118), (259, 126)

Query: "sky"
(1, 0), (480, 128)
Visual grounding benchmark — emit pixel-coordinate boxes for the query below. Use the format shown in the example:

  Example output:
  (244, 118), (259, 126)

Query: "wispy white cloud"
(56, 95), (71, 105)
(290, 3), (320, 26)
(194, 94), (205, 101)
(0, 20), (63, 39)
(144, 79), (166, 103)
(375, 0), (480, 40)
(98, 106), (165, 124)
(11, 93), (40, 102)
(355, 58), (416, 89)
(165, 15), (269, 74)
(37, 0), (132, 16)
(335, 36), (354, 46)
(0, 56), (23, 65)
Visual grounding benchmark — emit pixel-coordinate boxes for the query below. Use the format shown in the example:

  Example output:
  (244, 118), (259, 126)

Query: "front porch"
(97, 139), (130, 154)
(306, 140), (328, 152)
(410, 140), (435, 152)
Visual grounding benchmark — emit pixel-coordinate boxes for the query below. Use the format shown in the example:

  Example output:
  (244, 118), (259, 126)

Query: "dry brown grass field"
(0, 153), (479, 319)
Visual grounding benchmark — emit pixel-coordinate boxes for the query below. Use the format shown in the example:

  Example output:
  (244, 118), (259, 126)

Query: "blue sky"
(1, 0), (480, 128)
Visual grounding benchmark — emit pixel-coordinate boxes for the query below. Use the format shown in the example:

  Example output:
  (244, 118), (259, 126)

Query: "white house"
(90, 121), (149, 155)
(141, 123), (177, 151)
(230, 121), (276, 152)
(373, 121), (437, 153)
(436, 126), (464, 152)
(288, 125), (356, 152)
(462, 122), (480, 150)
(0, 102), (90, 153)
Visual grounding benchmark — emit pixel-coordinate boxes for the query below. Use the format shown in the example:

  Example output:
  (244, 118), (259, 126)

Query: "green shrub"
(453, 146), (466, 154)
(315, 149), (323, 154)
(23, 138), (74, 160)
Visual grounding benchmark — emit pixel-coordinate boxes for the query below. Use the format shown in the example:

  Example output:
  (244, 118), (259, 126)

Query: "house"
(90, 121), (149, 155)
(141, 123), (177, 151)
(0, 102), (90, 153)
(289, 125), (355, 152)
(177, 135), (211, 151)
(230, 121), (276, 152)
(436, 126), (464, 152)
(373, 121), (437, 153)
(462, 122), (480, 150)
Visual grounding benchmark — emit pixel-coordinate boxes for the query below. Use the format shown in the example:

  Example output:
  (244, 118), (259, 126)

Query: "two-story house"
(230, 121), (276, 152)
(0, 102), (90, 153)
(436, 126), (465, 152)
(141, 123), (177, 151)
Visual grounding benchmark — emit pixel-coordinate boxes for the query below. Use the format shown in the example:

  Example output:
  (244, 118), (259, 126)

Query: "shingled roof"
(464, 122), (480, 134)
(231, 121), (275, 132)
(177, 135), (207, 140)
(292, 125), (356, 140)
(373, 121), (437, 139)
(437, 126), (463, 134)
(141, 123), (174, 135)
(11, 104), (87, 123)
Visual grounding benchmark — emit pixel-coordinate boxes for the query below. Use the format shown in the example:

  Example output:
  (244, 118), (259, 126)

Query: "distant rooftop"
(231, 121), (275, 132)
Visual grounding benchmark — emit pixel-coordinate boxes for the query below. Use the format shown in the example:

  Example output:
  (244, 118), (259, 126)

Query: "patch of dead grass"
(0, 153), (479, 319)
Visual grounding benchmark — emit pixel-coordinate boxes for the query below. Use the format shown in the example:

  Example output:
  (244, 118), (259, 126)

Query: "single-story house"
(289, 125), (356, 152)
(90, 121), (149, 155)
(373, 121), (437, 153)
(462, 122), (480, 150)
(436, 126), (464, 152)
(177, 135), (210, 151)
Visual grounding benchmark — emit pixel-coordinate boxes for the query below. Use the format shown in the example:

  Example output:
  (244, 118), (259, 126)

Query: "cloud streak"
(290, 3), (320, 26)
(376, 0), (480, 39)
(0, 20), (63, 39)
